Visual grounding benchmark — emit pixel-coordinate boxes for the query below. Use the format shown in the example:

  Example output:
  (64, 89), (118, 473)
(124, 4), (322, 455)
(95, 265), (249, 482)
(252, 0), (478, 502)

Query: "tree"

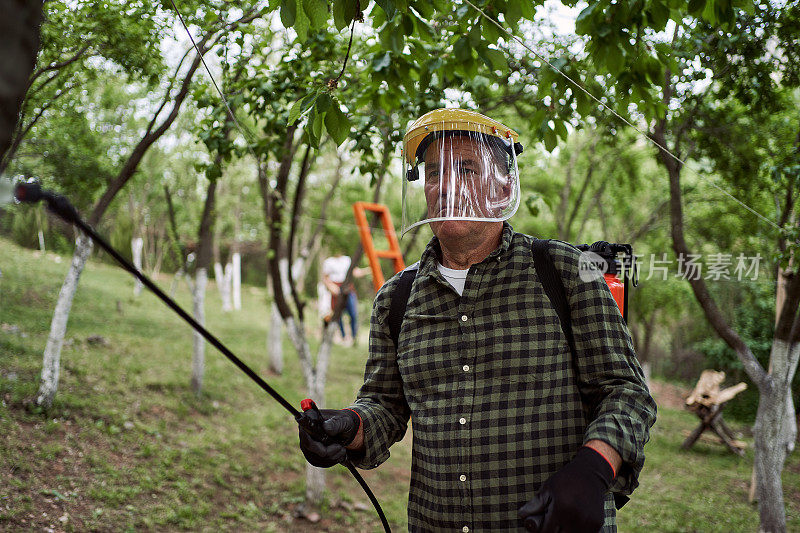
(1, 0), (166, 174)
(32, 2), (261, 409)
(644, 5), (800, 530)
(0, 0), (42, 162)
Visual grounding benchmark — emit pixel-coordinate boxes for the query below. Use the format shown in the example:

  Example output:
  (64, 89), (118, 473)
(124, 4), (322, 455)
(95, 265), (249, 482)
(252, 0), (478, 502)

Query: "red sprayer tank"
(576, 241), (637, 323)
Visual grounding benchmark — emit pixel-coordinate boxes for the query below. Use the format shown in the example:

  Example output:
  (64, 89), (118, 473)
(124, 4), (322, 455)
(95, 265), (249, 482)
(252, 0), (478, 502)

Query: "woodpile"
(681, 369), (748, 456)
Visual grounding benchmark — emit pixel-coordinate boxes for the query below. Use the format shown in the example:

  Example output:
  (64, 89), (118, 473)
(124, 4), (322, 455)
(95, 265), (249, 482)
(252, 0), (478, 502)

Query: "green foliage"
(692, 283), (800, 423)
(2, 237), (800, 530)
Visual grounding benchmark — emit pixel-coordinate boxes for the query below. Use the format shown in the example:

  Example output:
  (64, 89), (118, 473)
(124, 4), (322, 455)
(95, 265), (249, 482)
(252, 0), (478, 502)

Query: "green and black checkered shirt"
(349, 223), (656, 532)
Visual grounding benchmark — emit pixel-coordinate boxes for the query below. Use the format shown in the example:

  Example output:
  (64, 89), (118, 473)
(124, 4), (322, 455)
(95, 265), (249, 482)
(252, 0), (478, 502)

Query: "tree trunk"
(33, 31), (221, 407)
(268, 302), (283, 375)
(36, 233), (92, 408)
(232, 251), (241, 310)
(753, 339), (799, 532)
(191, 266), (208, 396)
(305, 463), (326, 503)
(0, 0), (43, 162)
(191, 172), (218, 394)
(214, 261), (232, 311)
(132, 236), (144, 297)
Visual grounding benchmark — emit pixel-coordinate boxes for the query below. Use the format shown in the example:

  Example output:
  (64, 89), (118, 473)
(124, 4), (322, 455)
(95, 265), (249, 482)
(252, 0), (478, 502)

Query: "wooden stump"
(681, 370), (747, 456)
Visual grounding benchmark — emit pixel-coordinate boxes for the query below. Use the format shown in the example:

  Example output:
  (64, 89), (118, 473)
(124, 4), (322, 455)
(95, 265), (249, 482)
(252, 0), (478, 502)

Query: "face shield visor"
(401, 126), (521, 236)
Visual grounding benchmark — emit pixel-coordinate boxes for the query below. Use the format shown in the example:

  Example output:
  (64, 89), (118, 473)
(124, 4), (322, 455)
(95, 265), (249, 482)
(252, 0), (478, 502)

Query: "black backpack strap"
(531, 239), (575, 358)
(531, 239), (629, 510)
(388, 267), (418, 348)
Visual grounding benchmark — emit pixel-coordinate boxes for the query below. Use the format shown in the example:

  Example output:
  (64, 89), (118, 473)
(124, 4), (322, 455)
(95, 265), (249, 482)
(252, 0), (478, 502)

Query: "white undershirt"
(437, 263), (469, 296)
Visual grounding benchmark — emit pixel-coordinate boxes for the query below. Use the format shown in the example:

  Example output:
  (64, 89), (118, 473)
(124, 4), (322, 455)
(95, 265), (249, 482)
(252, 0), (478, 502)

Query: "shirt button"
(461, 315), (468, 322)
(463, 527), (470, 533)
(463, 365), (469, 371)
(459, 417), (467, 425)
(459, 474), (467, 482)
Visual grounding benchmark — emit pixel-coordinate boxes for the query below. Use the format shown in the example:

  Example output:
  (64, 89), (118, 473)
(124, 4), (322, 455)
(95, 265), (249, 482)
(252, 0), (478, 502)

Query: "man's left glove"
(298, 408), (361, 468)
(518, 446), (615, 533)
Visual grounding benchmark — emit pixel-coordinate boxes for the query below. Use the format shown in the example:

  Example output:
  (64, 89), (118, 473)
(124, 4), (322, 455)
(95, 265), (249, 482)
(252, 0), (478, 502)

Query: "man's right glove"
(297, 407), (361, 468)
(518, 446), (615, 533)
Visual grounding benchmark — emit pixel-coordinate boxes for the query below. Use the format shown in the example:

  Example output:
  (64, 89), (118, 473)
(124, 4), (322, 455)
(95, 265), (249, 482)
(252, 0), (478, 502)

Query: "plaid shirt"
(349, 223), (656, 532)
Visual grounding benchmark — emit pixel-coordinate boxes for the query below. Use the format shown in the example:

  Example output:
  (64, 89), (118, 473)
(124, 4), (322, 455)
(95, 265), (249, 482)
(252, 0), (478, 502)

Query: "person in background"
(322, 249), (368, 346)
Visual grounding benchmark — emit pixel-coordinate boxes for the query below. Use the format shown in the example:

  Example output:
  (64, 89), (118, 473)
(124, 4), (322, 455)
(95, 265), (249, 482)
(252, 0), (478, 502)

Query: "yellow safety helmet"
(403, 108), (523, 172)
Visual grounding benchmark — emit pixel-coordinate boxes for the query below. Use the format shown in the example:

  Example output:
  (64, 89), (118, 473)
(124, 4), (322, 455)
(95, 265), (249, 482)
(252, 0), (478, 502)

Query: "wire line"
(168, 0), (260, 158)
(463, 0), (783, 232)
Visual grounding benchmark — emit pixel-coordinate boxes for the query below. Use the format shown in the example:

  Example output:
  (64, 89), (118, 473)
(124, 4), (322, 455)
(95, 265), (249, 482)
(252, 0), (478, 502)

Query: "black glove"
(298, 408), (361, 468)
(518, 446), (615, 533)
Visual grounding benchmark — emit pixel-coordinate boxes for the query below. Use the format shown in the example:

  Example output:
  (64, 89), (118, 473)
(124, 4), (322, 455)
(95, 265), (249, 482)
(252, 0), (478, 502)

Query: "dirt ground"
(648, 379), (690, 410)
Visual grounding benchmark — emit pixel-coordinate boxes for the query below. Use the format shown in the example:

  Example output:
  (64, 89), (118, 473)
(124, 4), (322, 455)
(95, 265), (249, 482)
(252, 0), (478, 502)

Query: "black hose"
(14, 182), (391, 533)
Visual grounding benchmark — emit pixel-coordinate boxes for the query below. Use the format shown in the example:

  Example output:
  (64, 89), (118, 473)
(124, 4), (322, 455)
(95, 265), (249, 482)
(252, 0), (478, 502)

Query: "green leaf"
(333, 0), (357, 30)
(482, 18), (501, 43)
(303, 0), (328, 30)
(574, 3), (596, 35)
(687, 0), (706, 15)
(414, 16), (436, 42)
(324, 102), (351, 145)
(479, 48), (508, 72)
(504, 1), (523, 32)
(372, 51), (392, 71)
(294, 4), (310, 41)
(280, 0), (296, 27)
(311, 108), (325, 141)
(376, 0), (397, 21)
(315, 93), (332, 113)
(575, 93), (592, 116)
(519, 2), (536, 20)
(701, 0), (717, 24)
(288, 92), (318, 124)
(387, 25), (405, 53)
(604, 45), (625, 75)
(454, 36), (472, 63)
(542, 125), (557, 151)
(648, 0), (670, 31)
(553, 118), (569, 141)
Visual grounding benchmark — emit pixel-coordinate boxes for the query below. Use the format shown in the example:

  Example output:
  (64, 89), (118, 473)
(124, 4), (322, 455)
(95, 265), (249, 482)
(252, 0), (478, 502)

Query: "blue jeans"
(337, 291), (358, 338)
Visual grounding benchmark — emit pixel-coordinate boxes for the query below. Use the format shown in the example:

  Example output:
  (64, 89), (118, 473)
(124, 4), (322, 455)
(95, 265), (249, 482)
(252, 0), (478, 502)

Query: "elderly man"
(299, 108), (657, 532)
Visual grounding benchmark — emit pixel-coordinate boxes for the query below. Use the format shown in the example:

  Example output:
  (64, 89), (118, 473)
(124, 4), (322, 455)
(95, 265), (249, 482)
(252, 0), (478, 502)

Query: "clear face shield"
(401, 127), (521, 235)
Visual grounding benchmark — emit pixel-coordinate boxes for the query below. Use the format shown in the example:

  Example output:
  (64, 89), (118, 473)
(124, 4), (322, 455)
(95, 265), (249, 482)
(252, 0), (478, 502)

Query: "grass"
(1, 235), (798, 532)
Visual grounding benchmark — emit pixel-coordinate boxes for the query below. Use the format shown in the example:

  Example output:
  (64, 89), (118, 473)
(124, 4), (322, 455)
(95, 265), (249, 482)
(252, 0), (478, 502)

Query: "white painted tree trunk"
(305, 463), (326, 503)
(132, 237), (144, 297)
(214, 261), (233, 312)
(266, 258), (292, 374)
(753, 339), (800, 533)
(191, 267), (208, 396)
(283, 317), (337, 505)
(36, 233), (93, 408)
(38, 229), (45, 252)
(268, 303), (283, 374)
(232, 252), (241, 310)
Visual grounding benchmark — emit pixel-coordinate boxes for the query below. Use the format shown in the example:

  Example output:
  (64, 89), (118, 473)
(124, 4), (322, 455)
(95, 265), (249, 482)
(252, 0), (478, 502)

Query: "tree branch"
(298, 149), (345, 261)
(266, 125), (299, 320)
(565, 137), (599, 240)
(329, 133), (393, 324)
(87, 29), (219, 226)
(287, 143), (312, 320)
(654, 115), (767, 387)
(26, 43), (90, 93)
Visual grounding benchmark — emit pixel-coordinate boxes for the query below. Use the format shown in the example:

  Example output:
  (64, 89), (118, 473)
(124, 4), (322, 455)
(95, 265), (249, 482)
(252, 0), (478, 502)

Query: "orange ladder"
(352, 202), (405, 291)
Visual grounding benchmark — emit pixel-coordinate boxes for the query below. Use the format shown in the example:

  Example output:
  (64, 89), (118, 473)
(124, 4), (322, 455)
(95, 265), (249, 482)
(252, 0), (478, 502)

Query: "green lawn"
(1, 235), (798, 532)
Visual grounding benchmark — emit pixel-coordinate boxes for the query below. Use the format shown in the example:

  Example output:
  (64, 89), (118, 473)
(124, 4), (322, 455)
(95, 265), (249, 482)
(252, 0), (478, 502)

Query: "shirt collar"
(418, 221), (514, 277)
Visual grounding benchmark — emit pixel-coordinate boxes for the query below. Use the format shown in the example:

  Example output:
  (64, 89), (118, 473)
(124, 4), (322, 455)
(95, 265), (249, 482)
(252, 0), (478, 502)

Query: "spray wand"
(12, 180), (390, 532)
